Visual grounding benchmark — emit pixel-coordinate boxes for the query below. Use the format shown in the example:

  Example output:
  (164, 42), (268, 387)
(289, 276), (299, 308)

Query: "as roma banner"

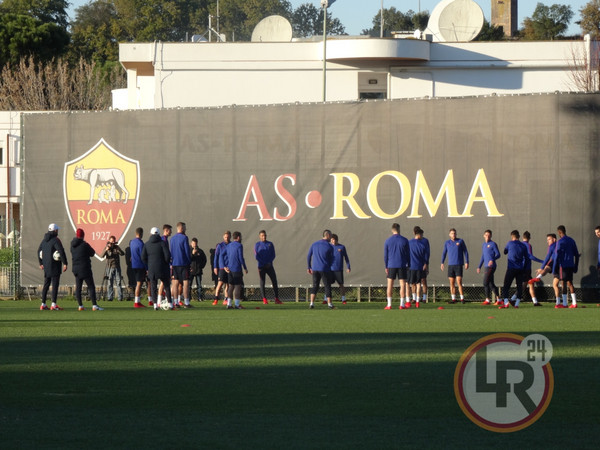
(18, 94), (600, 287)
(63, 139), (140, 257)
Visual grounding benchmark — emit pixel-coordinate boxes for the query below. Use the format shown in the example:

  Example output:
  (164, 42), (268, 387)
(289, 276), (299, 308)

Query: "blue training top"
(478, 240), (500, 270)
(331, 243), (350, 272)
(129, 237), (146, 270)
(441, 239), (469, 265)
(552, 235), (579, 272)
(307, 239), (333, 272)
(170, 233), (191, 266)
(384, 234), (410, 269)
(214, 241), (228, 269)
(254, 240), (276, 268)
(504, 240), (529, 270)
(226, 241), (246, 272)
(409, 238), (429, 271)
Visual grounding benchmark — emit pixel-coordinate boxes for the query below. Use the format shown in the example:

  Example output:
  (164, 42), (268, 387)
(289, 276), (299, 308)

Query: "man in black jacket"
(37, 223), (68, 310)
(100, 235), (125, 301)
(142, 227), (173, 310)
(70, 228), (103, 311)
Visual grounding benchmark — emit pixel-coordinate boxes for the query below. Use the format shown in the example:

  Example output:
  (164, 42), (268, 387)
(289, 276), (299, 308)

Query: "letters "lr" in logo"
(454, 333), (554, 432)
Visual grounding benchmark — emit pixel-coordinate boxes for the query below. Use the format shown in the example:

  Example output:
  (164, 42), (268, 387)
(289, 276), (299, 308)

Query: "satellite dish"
(251, 15), (293, 42)
(425, 0), (484, 42)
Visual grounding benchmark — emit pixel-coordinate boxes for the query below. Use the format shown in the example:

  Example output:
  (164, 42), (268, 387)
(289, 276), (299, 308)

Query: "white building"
(0, 111), (21, 246)
(116, 35), (598, 110)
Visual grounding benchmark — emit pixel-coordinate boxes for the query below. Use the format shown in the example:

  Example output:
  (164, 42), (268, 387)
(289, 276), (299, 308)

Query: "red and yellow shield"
(63, 139), (140, 257)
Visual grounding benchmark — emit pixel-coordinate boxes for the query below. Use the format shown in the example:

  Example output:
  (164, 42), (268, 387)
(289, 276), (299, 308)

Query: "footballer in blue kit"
(408, 227), (429, 307)
(225, 231), (247, 309)
(500, 230), (529, 309)
(170, 222), (192, 308)
(330, 233), (351, 304)
(441, 228), (469, 303)
(307, 230), (335, 309)
(528, 233), (557, 306)
(254, 230), (282, 305)
(552, 225), (580, 308)
(212, 231), (231, 306)
(384, 223), (410, 309)
(595, 226), (600, 275)
(476, 229), (500, 305)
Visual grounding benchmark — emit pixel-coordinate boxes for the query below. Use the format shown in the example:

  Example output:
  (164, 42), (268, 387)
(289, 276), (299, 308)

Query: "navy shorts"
(133, 268), (146, 283)
(447, 265), (463, 278)
(228, 271), (243, 286)
(387, 267), (408, 280)
(330, 270), (344, 285)
(559, 267), (574, 282)
(172, 265), (190, 283)
(218, 268), (228, 282)
(408, 269), (425, 284)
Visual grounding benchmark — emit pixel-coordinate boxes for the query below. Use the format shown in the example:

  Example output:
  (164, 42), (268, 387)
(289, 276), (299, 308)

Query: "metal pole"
(380, 0), (384, 38)
(322, 1), (328, 102)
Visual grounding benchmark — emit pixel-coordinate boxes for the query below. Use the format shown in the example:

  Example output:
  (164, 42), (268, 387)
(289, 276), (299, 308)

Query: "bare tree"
(0, 56), (125, 110)
(567, 37), (600, 92)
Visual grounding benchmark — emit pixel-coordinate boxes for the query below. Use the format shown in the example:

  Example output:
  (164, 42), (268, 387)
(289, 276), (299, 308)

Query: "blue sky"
(67, 1), (590, 36)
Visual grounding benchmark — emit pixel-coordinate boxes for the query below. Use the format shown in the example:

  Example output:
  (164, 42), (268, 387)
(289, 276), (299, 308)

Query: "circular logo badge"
(454, 333), (553, 432)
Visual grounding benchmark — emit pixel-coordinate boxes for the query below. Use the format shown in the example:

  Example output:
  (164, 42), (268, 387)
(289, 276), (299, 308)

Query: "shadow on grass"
(0, 331), (599, 449)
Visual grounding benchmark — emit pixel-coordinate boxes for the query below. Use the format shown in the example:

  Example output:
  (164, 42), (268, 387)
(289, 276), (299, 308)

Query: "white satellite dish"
(251, 15), (293, 42)
(425, 0), (484, 42)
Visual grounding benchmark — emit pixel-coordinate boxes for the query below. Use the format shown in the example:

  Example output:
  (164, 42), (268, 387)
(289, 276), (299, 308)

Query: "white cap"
(48, 223), (60, 231)
(150, 227), (160, 235)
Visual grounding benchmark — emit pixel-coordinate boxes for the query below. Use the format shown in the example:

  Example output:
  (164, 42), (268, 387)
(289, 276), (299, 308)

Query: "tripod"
(99, 266), (110, 301)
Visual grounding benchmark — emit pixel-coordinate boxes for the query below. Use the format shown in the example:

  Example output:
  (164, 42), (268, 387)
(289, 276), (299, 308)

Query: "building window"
(359, 92), (386, 100)
(358, 72), (388, 100)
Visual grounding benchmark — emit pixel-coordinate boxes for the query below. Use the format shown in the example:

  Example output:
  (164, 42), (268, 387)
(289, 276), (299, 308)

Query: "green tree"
(579, 0), (600, 38)
(0, 0), (69, 28)
(0, 12), (69, 67)
(109, 0), (291, 43)
(521, 3), (573, 40)
(474, 20), (505, 41)
(111, 0), (218, 42)
(362, 7), (428, 37)
(69, 0), (122, 62)
(291, 2), (345, 38)
(412, 11), (429, 32)
(217, 0), (293, 41)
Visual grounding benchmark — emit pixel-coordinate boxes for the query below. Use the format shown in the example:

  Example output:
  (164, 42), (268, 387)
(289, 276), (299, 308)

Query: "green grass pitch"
(1, 300), (599, 449)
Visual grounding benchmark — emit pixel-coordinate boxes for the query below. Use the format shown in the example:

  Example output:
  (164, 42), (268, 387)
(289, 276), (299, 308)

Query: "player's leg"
(386, 274), (395, 309)
(448, 276), (456, 302)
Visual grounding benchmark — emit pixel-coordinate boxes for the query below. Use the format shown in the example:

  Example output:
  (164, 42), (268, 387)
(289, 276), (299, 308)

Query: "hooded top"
(37, 231), (68, 277)
(70, 237), (96, 279)
(141, 234), (171, 278)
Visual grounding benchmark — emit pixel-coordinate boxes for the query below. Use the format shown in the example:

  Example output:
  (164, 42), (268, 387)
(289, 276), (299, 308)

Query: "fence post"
(357, 285), (361, 303)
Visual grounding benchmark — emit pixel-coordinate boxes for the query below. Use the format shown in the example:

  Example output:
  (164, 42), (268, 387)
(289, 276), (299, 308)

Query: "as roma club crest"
(63, 139), (140, 258)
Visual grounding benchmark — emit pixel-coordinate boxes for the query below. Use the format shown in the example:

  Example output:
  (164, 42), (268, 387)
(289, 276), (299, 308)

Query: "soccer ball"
(53, 251), (61, 261)
(160, 299), (171, 310)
